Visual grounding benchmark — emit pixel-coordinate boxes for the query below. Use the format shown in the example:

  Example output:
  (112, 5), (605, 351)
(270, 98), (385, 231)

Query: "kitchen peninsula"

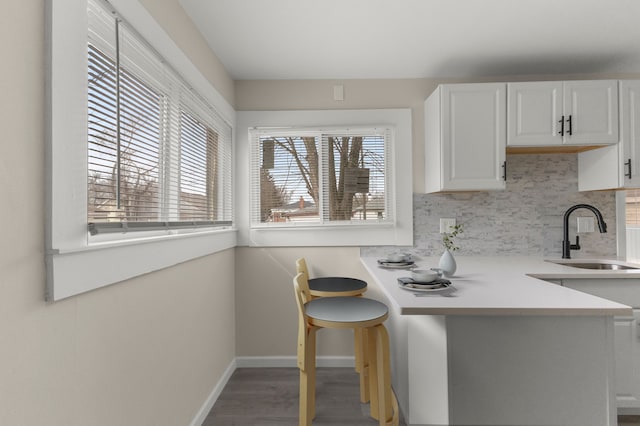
(361, 256), (634, 426)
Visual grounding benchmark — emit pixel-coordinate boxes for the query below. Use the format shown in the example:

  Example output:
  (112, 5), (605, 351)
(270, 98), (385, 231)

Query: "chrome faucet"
(562, 204), (607, 259)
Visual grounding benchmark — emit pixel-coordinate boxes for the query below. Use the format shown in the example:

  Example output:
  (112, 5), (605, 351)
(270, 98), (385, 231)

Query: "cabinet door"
(614, 311), (640, 408)
(559, 279), (640, 407)
(563, 80), (619, 145)
(507, 82), (563, 146)
(441, 84), (506, 191)
(621, 80), (640, 187)
(578, 81), (639, 191)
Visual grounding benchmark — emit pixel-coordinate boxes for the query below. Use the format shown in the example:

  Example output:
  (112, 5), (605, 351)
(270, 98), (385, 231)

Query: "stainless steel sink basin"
(555, 261), (640, 270)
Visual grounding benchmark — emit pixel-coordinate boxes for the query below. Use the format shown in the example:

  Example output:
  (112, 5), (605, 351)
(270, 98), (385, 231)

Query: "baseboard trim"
(189, 358), (236, 426)
(191, 355), (355, 425)
(236, 355), (355, 368)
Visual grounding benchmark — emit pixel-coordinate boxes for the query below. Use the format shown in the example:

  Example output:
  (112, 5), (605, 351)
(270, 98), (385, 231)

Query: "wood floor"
(203, 367), (402, 426)
(203, 367), (640, 426)
(621, 416), (640, 426)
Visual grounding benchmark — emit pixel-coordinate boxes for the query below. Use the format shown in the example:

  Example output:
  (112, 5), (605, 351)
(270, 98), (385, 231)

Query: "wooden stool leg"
(374, 324), (395, 426)
(298, 325), (317, 426)
(354, 328), (362, 373)
(309, 326), (317, 420)
(367, 326), (380, 420)
(358, 327), (370, 403)
(355, 292), (364, 373)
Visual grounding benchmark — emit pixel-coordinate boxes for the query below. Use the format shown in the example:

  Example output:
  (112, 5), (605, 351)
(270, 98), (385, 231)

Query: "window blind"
(321, 129), (391, 222)
(250, 127), (393, 227)
(87, 0), (232, 235)
(253, 132), (321, 224)
(627, 189), (640, 226)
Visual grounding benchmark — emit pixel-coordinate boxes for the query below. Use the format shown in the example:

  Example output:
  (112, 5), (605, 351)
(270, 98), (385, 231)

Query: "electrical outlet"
(333, 85), (344, 101)
(440, 218), (456, 233)
(577, 217), (595, 233)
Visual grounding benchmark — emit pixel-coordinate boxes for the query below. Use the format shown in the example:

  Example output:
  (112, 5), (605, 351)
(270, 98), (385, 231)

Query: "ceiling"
(179, 0), (640, 81)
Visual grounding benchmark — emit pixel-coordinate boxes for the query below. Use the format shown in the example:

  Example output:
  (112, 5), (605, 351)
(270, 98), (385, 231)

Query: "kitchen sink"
(554, 261), (640, 270)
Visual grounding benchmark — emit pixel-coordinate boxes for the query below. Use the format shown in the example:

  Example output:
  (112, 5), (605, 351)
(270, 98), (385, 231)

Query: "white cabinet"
(425, 83), (506, 193)
(560, 278), (640, 410)
(614, 311), (640, 409)
(507, 81), (563, 146)
(579, 80), (640, 191)
(508, 80), (619, 147)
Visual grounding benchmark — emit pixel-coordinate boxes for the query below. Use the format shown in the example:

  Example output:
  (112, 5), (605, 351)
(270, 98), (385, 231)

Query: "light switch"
(577, 216), (595, 233)
(440, 218), (456, 233)
(333, 85), (344, 101)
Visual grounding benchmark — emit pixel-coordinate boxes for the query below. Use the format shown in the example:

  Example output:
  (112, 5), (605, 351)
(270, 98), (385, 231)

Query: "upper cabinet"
(424, 79), (626, 194)
(425, 83), (506, 193)
(508, 80), (619, 147)
(579, 81), (640, 191)
(507, 81), (563, 146)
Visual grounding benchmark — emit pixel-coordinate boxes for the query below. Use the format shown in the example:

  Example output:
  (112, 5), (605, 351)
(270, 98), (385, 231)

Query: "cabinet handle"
(566, 115), (573, 136)
(502, 161), (507, 181)
(558, 115), (565, 136)
(626, 158), (633, 179)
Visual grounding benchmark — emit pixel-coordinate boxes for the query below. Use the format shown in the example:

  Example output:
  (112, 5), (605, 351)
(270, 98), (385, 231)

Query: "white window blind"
(626, 189), (640, 226)
(87, 0), (232, 235)
(250, 127), (394, 227)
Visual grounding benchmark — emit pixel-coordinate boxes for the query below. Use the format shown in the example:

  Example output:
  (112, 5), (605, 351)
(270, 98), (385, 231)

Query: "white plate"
(398, 282), (452, 292)
(378, 261), (415, 269)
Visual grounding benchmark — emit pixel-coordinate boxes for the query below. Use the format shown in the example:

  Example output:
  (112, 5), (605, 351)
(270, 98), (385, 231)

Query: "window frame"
(236, 109), (413, 247)
(46, 0), (236, 301)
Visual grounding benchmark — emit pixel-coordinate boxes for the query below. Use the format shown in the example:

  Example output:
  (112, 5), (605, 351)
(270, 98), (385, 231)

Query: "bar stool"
(293, 272), (399, 426)
(296, 258), (367, 298)
(295, 258), (368, 400)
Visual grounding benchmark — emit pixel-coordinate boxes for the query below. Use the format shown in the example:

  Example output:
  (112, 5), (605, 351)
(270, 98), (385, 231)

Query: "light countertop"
(361, 256), (635, 316)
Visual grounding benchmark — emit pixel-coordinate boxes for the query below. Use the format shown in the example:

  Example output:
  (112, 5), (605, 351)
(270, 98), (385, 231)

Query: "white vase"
(439, 249), (457, 277)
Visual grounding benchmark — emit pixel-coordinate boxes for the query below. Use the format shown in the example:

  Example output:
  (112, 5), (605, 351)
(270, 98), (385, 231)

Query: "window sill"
(46, 228), (237, 301)
(85, 225), (236, 250)
(250, 221), (394, 230)
(247, 225), (409, 247)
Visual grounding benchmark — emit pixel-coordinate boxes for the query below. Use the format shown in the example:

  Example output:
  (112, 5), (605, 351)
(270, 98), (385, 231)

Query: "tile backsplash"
(362, 153), (618, 259)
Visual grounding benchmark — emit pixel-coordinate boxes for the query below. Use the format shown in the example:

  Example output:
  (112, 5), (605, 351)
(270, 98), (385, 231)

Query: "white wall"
(0, 1), (236, 425)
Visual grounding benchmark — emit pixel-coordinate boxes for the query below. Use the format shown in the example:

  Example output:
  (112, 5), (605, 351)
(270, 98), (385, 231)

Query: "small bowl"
(387, 253), (409, 262)
(411, 269), (439, 283)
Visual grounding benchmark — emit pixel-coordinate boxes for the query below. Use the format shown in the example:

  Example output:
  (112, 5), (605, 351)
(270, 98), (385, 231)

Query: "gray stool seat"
(309, 277), (367, 294)
(305, 297), (388, 324)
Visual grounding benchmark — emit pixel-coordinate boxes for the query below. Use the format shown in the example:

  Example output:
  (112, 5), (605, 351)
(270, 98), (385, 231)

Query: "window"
(250, 128), (393, 227)
(87, 0), (232, 235)
(46, 0), (235, 301)
(236, 109), (413, 247)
